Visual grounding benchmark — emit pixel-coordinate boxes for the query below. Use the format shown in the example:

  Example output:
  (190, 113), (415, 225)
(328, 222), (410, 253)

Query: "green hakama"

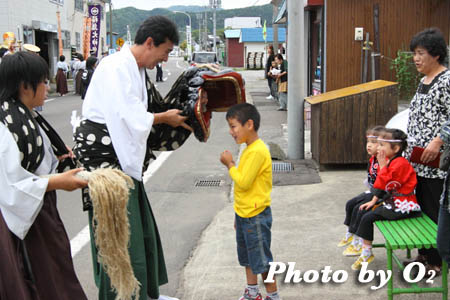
(88, 179), (168, 300)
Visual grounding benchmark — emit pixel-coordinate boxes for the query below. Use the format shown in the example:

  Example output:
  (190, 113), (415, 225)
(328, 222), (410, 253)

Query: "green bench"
(374, 214), (448, 300)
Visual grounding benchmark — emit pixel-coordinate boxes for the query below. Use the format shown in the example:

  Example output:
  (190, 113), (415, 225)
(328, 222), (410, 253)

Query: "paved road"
(41, 56), (238, 299)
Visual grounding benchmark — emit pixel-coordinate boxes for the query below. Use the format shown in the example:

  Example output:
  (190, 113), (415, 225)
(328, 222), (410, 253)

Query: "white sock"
(358, 237), (363, 247)
(266, 291), (280, 300)
(345, 230), (353, 240)
(361, 245), (372, 259)
(247, 284), (259, 297)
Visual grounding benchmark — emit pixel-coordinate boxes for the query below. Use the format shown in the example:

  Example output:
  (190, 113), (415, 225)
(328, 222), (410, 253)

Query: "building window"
(75, 0), (83, 12)
(62, 30), (71, 49)
(75, 32), (81, 50)
(49, 0), (64, 5)
(23, 26), (34, 44)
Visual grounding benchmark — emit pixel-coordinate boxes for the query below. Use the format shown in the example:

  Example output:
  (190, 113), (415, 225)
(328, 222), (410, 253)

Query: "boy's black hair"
(366, 125), (385, 137)
(0, 51), (49, 102)
(276, 53), (284, 61)
(226, 103), (261, 132)
(410, 27), (448, 64)
(135, 15), (179, 46)
(59, 55), (65, 62)
(86, 56), (98, 70)
(380, 128), (408, 154)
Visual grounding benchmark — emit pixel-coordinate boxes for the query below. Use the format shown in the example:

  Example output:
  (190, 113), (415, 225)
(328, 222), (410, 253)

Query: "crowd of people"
(0, 12), (449, 300)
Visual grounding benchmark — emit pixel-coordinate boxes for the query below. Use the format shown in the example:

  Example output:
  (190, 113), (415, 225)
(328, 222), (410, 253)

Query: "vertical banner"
(88, 4), (102, 57)
(82, 17), (91, 59)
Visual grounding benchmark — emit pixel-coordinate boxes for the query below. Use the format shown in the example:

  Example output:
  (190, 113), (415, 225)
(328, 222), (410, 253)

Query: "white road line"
(167, 72), (171, 76)
(176, 59), (188, 70)
(70, 226), (90, 258)
(143, 151), (172, 184)
(163, 77), (168, 81)
(70, 151), (173, 258)
(45, 98), (56, 103)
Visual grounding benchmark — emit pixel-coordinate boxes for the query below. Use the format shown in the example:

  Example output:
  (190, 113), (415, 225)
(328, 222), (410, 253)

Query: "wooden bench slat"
(392, 219), (422, 249)
(376, 221), (399, 249)
(380, 220), (413, 249)
(400, 218), (431, 248)
(414, 218), (437, 248)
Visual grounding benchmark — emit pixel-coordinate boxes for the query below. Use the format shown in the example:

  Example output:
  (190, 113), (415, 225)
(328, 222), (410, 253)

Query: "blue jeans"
(437, 205), (450, 264)
(235, 206), (273, 274)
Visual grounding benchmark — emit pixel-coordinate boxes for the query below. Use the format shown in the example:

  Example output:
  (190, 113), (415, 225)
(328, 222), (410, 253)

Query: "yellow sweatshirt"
(229, 139), (272, 218)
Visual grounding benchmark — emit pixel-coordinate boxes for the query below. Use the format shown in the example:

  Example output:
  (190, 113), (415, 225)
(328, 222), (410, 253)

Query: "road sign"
(116, 37), (124, 47)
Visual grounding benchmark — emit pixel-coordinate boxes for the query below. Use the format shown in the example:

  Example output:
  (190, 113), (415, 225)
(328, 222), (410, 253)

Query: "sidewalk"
(178, 71), (446, 300)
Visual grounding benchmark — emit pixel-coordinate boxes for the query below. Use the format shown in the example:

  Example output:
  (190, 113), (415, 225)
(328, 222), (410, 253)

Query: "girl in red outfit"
(351, 128), (421, 270)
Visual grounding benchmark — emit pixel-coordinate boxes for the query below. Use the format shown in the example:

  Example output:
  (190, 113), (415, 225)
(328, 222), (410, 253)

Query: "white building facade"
(224, 17), (261, 29)
(0, 0), (107, 76)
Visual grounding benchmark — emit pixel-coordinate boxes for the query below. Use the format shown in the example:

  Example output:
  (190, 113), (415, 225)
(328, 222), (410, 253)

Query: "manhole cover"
(272, 162), (293, 173)
(194, 179), (223, 187)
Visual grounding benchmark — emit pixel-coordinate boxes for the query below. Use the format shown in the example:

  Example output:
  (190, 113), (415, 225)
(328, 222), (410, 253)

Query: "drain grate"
(194, 179), (223, 187)
(272, 162), (294, 173)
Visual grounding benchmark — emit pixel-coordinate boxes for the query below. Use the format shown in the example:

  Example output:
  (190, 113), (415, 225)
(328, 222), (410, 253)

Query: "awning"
(32, 20), (57, 33)
(273, 0), (287, 24)
(273, 0), (324, 24)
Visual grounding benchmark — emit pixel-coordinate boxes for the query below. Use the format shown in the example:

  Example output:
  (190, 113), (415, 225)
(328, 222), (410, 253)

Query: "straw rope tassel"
(77, 169), (140, 300)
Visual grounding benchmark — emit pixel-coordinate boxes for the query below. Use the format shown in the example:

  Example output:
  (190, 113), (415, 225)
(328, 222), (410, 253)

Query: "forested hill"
(106, 4), (275, 41)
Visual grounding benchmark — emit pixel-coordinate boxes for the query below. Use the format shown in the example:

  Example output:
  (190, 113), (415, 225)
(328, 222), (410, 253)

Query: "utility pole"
(210, 0), (221, 54)
(204, 10), (208, 50)
(109, 1), (113, 49)
(271, 0), (281, 54)
(287, 0), (305, 159)
(174, 11), (191, 59)
(196, 13), (202, 50)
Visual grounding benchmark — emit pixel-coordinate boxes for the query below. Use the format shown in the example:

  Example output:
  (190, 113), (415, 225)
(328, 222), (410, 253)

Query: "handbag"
(278, 81), (287, 93)
(410, 146), (441, 169)
(439, 146), (450, 171)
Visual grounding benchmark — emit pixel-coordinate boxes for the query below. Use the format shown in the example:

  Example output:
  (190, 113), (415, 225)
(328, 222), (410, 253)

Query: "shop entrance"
(34, 30), (49, 65)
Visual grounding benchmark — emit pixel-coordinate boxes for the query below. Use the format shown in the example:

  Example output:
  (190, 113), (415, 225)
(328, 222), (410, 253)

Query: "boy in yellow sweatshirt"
(220, 103), (280, 300)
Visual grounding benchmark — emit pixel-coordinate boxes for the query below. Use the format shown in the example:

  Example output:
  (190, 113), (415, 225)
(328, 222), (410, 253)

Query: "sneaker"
(351, 254), (375, 270)
(342, 244), (362, 256)
(238, 289), (263, 300)
(266, 95), (273, 99)
(337, 235), (353, 247)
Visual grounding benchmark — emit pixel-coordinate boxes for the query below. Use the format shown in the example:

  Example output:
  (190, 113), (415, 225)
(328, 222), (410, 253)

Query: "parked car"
(190, 51), (219, 66)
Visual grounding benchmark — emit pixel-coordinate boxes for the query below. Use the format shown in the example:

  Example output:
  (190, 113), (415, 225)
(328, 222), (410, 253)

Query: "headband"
(366, 135), (378, 139)
(377, 138), (403, 143)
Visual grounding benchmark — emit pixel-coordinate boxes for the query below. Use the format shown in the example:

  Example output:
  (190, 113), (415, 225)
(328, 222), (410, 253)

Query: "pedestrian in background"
(274, 54), (287, 111)
(267, 60), (279, 103)
(156, 62), (163, 82)
(0, 51), (88, 300)
(56, 55), (69, 96)
(74, 53), (85, 95)
(220, 103), (281, 300)
(405, 27), (450, 276)
(80, 56), (98, 100)
(265, 45), (275, 100)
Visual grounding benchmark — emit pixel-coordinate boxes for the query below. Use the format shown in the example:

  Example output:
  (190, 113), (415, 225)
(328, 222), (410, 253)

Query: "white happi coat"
(82, 44), (154, 180)
(0, 122), (58, 239)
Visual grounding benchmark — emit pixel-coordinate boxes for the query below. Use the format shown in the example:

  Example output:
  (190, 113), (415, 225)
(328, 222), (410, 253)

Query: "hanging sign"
(88, 4), (102, 56)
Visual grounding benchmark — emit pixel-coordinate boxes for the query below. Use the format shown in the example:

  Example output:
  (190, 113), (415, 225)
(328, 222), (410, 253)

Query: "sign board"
(116, 37), (124, 47)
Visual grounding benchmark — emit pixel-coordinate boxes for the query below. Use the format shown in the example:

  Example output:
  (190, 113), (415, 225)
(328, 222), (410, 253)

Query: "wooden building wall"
(226, 38), (244, 67)
(325, 0), (450, 92)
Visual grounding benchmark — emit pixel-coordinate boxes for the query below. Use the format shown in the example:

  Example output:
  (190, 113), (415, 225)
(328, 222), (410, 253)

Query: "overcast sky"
(111, 0), (272, 10)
